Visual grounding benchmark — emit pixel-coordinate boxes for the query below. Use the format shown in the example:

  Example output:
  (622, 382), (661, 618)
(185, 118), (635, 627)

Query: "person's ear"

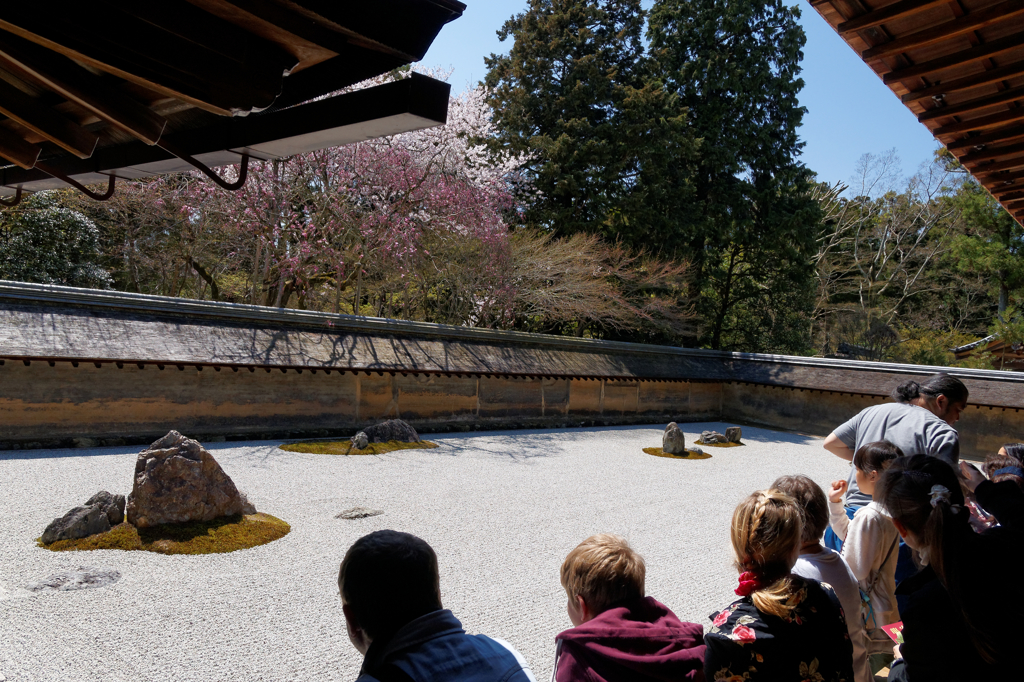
(342, 602), (372, 655)
(892, 518), (909, 538)
(576, 595), (595, 624)
(935, 394), (949, 413)
(868, 470), (881, 483)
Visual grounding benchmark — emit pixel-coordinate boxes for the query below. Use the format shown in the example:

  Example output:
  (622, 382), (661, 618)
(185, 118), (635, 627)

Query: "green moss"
(279, 439), (439, 455)
(38, 513), (290, 555)
(696, 441), (744, 448)
(643, 446), (713, 460)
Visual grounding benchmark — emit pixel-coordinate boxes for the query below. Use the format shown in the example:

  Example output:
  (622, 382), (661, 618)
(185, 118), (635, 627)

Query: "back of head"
(731, 489), (802, 618)
(891, 373), (969, 405)
(853, 440), (904, 473)
(770, 475), (827, 545)
(561, 534), (645, 614)
(983, 454), (1024, 490)
(1001, 442), (1024, 464)
(339, 530), (442, 641)
(875, 456), (991, 657)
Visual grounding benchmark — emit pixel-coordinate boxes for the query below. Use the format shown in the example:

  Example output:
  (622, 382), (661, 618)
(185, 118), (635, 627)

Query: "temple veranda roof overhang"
(0, 0), (465, 201)
(811, 0), (1024, 226)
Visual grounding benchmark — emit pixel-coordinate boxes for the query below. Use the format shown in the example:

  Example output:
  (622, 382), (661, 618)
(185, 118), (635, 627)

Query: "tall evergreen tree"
(484, 0), (694, 245)
(648, 0), (820, 351)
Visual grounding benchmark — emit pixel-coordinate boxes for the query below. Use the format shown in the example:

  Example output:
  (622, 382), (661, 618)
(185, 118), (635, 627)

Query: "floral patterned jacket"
(703, 577), (854, 682)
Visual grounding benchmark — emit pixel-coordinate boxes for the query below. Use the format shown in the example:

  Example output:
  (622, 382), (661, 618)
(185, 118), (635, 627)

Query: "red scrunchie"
(735, 571), (763, 597)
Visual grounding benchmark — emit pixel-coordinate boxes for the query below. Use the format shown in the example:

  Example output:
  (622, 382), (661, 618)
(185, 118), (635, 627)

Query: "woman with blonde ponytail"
(705, 489), (854, 681)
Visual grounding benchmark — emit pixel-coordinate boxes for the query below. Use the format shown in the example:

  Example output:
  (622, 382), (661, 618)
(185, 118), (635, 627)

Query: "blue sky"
(420, 1), (942, 188)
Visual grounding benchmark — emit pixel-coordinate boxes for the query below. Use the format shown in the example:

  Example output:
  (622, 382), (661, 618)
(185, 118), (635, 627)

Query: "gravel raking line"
(0, 423), (850, 681)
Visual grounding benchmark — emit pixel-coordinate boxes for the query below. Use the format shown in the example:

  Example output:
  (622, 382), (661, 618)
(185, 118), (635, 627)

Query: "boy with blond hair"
(554, 534), (706, 682)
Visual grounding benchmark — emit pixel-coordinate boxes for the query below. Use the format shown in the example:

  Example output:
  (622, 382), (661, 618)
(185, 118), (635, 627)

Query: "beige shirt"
(829, 499), (900, 650)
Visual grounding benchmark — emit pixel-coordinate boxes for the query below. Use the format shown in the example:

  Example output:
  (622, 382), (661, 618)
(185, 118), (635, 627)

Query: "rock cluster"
(41, 491), (125, 544)
(662, 422), (687, 455)
(362, 419), (419, 443)
(698, 428), (742, 445)
(126, 431), (255, 528)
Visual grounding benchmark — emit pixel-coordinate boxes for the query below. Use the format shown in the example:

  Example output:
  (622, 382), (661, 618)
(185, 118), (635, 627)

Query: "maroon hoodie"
(554, 596), (706, 682)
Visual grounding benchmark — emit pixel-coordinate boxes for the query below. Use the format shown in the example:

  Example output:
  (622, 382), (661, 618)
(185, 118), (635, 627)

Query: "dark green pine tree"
(648, 0), (821, 352)
(484, 0), (695, 245)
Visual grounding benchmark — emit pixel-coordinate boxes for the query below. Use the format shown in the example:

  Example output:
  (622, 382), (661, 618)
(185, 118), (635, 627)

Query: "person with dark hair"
(339, 530), (536, 682)
(773, 475), (871, 682)
(997, 442), (1024, 464)
(876, 456), (1024, 680)
(828, 442), (902, 672)
(821, 373), (967, 555)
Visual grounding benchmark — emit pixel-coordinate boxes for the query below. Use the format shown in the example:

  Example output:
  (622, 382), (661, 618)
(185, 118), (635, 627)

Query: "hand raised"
(828, 479), (848, 504)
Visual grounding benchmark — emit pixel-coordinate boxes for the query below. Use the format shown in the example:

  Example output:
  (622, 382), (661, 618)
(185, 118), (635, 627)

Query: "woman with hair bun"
(876, 455), (1024, 680)
(821, 372), (967, 591)
(704, 489), (854, 682)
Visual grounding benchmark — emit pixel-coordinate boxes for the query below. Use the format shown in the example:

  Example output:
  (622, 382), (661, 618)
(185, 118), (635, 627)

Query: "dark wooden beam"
(0, 36), (167, 145)
(903, 59), (1024, 103)
(919, 85), (1024, 122)
(944, 123), (1024, 150)
(0, 79), (97, 158)
(0, 124), (41, 168)
(883, 32), (1024, 84)
(959, 140), (1024, 164)
(968, 156), (1024, 174)
(840, 0), (950, 35)
(1004, 199), (1024, 210)
(998, 190), (1024, 202)
(933, 107), (1024, 135)
(977, 168), (1024, 182)
(863, 1), (1024, 61)
(0, 3), (295, 116)
(990, 179), (1024, 195)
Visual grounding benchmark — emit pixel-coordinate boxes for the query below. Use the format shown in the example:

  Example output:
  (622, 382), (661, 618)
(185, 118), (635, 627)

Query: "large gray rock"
(41, 491), (126, 544)
(662, 422), (687, 455)
(126, 431), (256, 528)
(363, 419), (419, 443)
(726, 426), (742, 443)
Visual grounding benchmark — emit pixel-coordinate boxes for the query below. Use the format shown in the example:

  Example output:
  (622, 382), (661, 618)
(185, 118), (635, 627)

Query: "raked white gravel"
(0, 422), (852, 682)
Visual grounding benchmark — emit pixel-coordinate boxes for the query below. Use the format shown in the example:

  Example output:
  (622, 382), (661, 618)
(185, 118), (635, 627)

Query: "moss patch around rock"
(695, 441), (744, 448)
(643, 447), (713, 460)
(279, 439), (439, 455)
(38, 513), (290, 555)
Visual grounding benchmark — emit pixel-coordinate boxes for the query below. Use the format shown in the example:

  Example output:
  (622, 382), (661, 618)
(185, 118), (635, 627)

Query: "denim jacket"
(356, 609), (535, 682)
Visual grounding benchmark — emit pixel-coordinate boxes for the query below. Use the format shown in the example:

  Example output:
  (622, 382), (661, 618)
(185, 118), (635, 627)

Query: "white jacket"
(829, 499), (900, 653)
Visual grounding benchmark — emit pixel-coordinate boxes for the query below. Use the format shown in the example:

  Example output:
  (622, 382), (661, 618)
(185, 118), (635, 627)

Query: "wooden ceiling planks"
(812, 0), (1024, 225)
(0, 1), (465, 200)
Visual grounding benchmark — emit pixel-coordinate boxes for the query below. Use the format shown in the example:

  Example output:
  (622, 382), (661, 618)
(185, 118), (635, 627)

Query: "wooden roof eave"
(811, 0), (1024, 226)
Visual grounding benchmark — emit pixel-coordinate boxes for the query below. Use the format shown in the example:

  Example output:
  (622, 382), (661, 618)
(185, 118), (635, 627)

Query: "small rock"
(726, 426), (742, 443)
(126, 431), (256, 528)
(24, 567), (121, 593)
(335, 507), (384, 520)
(662, 422), (687, 455)
(41, 491), (126, 544)
(363, 419), (419, 443)
(690, 446), (704, 456)
(72, 437), (98, 448)
(699, 430), (729, 444)
(351, 432), (369, 450)
(85, 491), (126, 526)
